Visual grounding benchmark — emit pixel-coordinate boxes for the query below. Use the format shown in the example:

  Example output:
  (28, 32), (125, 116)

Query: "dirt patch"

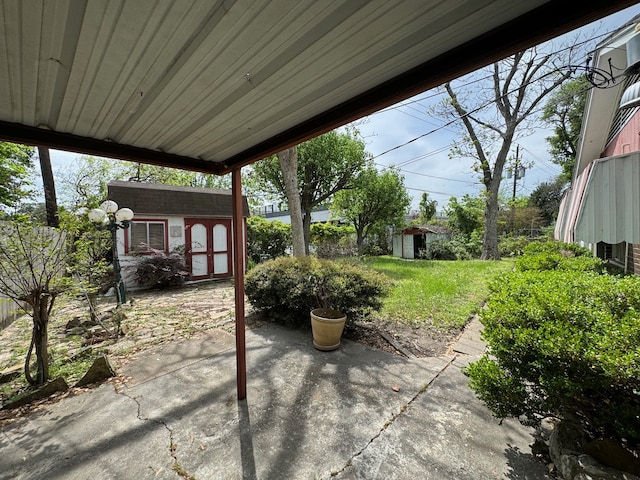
(342, 319), (460, 358)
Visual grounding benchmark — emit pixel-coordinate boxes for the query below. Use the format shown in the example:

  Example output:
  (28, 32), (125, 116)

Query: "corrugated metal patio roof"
(0, 0), (636, 174)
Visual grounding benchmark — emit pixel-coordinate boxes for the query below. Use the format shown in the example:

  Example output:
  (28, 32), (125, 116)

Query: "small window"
(610, 242), (627, 265)
(128, 221), (166, 252)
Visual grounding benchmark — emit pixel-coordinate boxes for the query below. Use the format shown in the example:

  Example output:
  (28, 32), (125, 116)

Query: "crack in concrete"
(330, 355), (458, 478)
(112, 380), (197, 480)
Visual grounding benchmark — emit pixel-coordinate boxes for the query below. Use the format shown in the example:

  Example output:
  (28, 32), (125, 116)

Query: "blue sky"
(352, 4), (640, 211)
(46, 4), (640, 211)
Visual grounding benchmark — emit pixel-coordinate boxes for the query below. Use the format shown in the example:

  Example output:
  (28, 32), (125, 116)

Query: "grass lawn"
(364, 255), (514, 330)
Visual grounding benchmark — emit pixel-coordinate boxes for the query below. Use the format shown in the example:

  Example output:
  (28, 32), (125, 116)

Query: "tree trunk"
(277, 147), (305, 257)
(481, 189), (501, 260)
(302, 210), (312, 256)
(25, 297), (50, 385)
(356, 227), (365, 256)
(37, 146), (59, 228)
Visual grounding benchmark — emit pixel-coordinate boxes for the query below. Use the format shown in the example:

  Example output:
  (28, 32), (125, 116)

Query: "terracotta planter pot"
(310, 308), (347, 351)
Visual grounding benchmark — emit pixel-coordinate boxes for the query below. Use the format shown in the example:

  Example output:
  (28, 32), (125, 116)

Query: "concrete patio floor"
(0, 318), (549, 480)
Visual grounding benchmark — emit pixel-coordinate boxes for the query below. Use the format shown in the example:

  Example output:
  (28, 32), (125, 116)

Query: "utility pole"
(512, 145), (519, 204)
(510, 145), (525, 236)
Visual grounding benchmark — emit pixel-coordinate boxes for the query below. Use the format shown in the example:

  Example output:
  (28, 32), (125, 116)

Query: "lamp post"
(88, 200), (134, 306)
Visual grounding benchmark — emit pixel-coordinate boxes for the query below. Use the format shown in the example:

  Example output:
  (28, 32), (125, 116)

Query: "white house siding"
(117, 216), (185, 288)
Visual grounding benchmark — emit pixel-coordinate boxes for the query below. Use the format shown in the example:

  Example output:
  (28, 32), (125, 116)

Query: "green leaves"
(332, 166), (410, 253)
(0, 142), (35, 211)
(245, 256), (390, 326)
(466, 243), (640, 443)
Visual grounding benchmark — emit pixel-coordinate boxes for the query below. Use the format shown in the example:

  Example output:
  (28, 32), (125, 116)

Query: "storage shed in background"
(392, 225), (451, 259)
(107, 181), (250, 282)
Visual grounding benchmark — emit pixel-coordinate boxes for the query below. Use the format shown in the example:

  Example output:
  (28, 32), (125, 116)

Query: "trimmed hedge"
(515, 240), (603, 272)
(245, 256), (390, 326)
(464, 244), (640, 445)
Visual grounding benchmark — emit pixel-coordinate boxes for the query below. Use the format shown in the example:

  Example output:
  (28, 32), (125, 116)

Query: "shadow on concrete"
(0, 320), (548, 480)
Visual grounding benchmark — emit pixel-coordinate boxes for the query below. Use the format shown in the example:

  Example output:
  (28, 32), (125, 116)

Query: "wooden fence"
(0, 294), (25, 331)
(0, 223), (66, 331)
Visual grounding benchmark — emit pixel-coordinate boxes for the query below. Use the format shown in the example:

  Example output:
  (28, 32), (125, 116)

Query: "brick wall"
(630, 243), (640, 274)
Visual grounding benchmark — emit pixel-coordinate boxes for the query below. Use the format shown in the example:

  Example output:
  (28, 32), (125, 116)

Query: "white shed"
(393, 226), (451, 259)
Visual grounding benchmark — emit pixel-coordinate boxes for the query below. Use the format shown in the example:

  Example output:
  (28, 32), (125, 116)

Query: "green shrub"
(422, 240), (458, 260)
(246, 216), (291, 263)
(245, 256), (390, 326)
(310, 223), (357, 259)
(515, 241), (603, 272)
(521, 240), (593, 257)
(465, 270), (640, 445)
(498, 235), (530, 257)
(130, 246), (189, 289)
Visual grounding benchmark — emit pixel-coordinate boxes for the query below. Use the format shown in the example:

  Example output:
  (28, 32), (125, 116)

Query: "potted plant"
(244, 256), (390, 351)
(310, 307), (347, 351)
(310, 278), (346, 351)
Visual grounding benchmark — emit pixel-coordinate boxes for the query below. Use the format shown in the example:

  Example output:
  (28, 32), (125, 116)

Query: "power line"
(368, 25), (623, 163)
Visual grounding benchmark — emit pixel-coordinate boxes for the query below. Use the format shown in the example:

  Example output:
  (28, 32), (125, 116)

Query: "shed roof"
(107, 181), (250, 218)
(0, 1), (635, 174)
(401, 225), (451, 235)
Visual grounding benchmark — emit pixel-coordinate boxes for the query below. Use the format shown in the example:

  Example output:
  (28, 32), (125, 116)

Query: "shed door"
(212, 222), (230, 276)
(185, 219), (233, 279)
(402, 235), (414, 259)
(189, 223), (209, 278)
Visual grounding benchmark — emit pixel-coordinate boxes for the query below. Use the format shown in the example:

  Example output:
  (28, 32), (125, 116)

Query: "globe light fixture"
(88, 200), (135, 306)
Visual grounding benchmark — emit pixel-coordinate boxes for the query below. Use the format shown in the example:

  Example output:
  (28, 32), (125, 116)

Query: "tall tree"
(37, 146), (59, 227)
(249, 129), (369, 254)
(418, 192), (437, 224)
(58, 156), (234, 211)
(332, 166), (410, 254)
(529, 177), (567, 225)
(437, 47), (575, 259)
(445, 194), (484, 238)
(0, 142), (35, 213)
(541, 75), (589, 183)
(277, 147), (305, 256)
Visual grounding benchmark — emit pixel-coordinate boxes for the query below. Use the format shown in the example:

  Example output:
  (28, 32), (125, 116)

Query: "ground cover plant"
(464, 242), (640, 448)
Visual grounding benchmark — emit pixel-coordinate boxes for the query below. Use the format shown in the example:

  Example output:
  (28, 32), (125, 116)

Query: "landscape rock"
(0, 364), (21, 384)
(75, 355), (115, 387)
(549, 420), (640, 480)
(549, 420), (587, 459)
(2, 377), (69, 410)
(586, 439), (640, 476)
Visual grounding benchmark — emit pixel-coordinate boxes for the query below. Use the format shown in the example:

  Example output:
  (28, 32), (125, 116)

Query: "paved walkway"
(0, 312), (550, 480)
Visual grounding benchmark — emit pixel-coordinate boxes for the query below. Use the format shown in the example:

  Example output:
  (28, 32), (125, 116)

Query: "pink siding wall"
(602, 114), (640, 157)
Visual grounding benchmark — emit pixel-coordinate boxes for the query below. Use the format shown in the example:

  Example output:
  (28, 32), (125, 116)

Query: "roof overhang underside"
(0, 0), (637, 175)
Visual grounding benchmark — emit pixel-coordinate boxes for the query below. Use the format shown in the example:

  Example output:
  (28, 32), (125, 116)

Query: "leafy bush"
(310, 223), (357, 259)
(245, 256), (390, 326)
(498, 235), (530, 257)
(464, 269), (640, 445)
(422, 239), (458, 260)
(246, 216), (291, 263)
(130, 246), (190, 289)
(420, 234), (478, 260)
(515, 240), (603, 272)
